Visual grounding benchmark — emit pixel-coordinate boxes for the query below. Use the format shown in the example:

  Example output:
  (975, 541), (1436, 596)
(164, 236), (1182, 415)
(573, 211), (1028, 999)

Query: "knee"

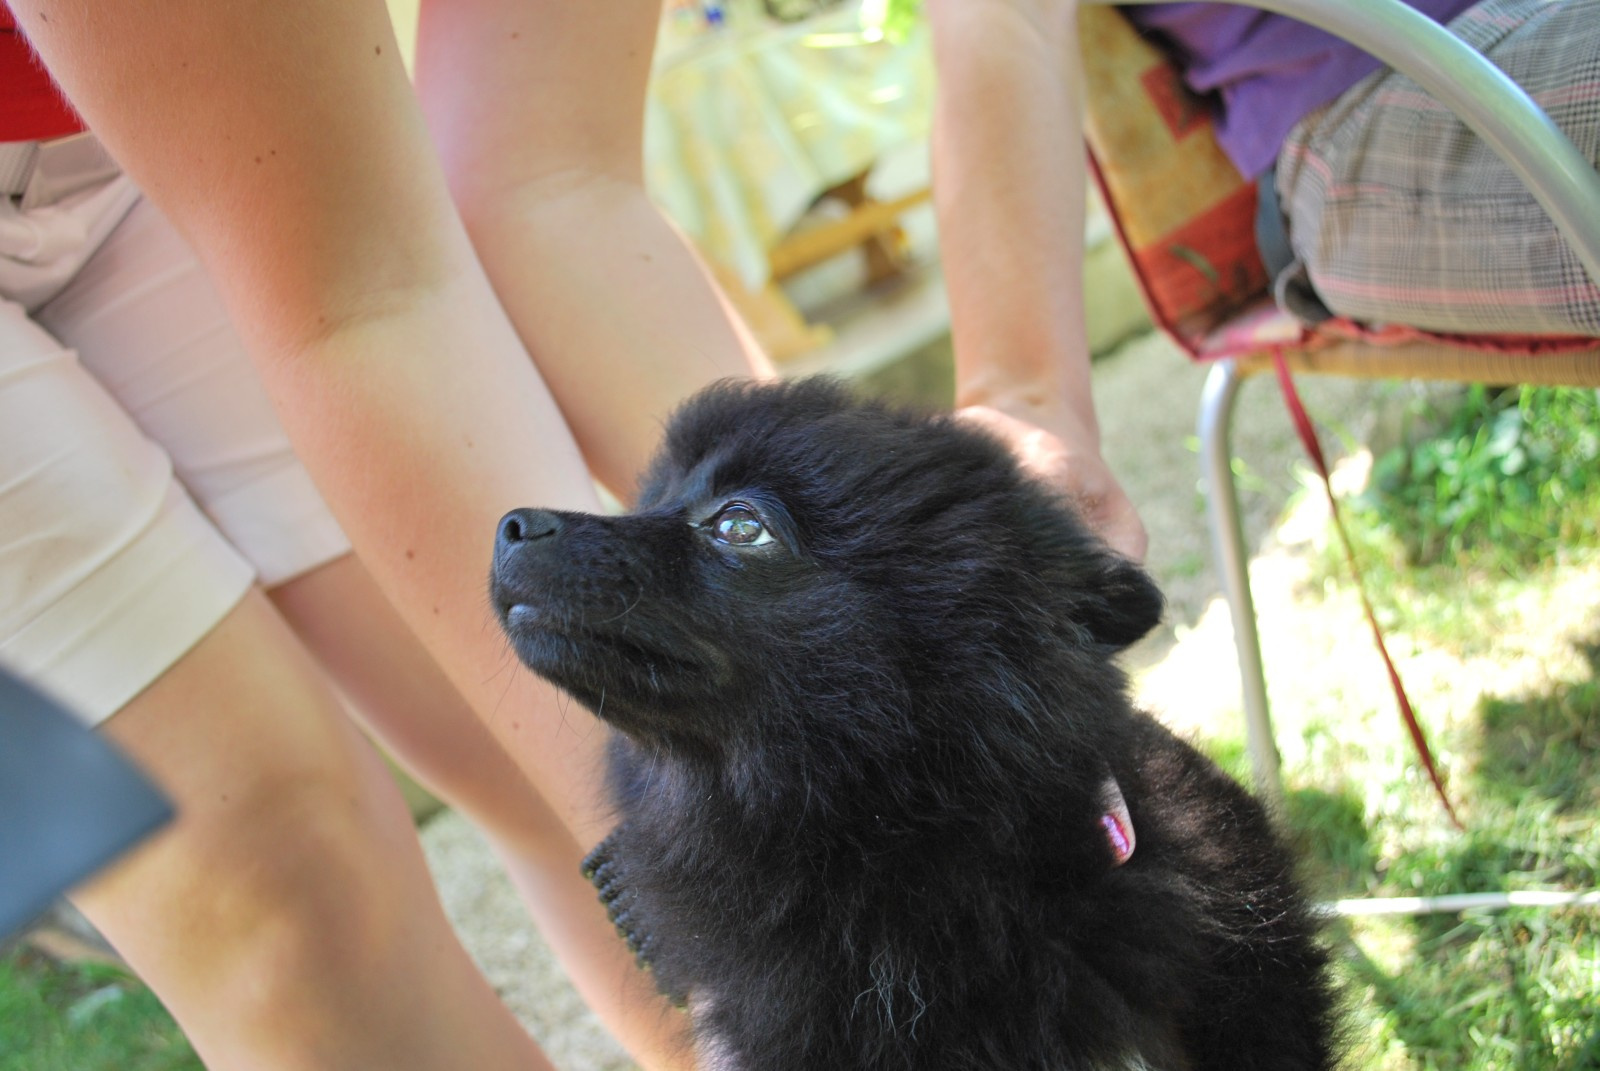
(91, 742), (427, 1008)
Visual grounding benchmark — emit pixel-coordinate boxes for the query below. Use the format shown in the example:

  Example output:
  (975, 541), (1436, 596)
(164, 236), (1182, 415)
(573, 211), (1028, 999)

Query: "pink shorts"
(0, 179), (350, 725)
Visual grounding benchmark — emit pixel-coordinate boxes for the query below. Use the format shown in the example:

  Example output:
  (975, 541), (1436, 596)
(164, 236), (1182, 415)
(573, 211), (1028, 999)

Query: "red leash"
(1271, 353), (1463, 830)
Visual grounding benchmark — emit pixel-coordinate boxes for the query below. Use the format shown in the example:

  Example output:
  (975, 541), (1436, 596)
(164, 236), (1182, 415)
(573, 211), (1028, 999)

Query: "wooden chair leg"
(1197, 359), (1283, 807)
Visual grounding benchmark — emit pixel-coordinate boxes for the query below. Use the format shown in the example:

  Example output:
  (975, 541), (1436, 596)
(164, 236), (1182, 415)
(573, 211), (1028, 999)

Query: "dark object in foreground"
(492, 378), (1337, 1070)
(0, 669), (173, 943)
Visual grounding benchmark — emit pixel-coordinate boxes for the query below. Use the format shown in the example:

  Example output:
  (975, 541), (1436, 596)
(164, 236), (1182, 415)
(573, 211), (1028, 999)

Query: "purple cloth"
(1125, 1), (1479, 177)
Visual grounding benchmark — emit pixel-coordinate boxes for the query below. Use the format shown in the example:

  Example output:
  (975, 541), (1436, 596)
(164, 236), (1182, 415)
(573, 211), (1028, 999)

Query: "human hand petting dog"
(956, 403), (1149, 564)
(925, 0), (1147, 566)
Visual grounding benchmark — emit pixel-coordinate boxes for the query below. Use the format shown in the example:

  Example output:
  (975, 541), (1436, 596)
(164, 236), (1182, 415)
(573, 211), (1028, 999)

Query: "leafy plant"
(1355, 385), (1600, 569)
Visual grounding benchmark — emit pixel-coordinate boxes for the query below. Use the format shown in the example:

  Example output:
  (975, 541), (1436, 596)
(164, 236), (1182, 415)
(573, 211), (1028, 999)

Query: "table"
(646, 3), (935, 356)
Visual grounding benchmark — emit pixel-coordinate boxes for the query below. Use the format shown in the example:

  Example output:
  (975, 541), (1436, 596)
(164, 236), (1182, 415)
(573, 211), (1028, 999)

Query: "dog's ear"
(1073, 551), (1165, 650)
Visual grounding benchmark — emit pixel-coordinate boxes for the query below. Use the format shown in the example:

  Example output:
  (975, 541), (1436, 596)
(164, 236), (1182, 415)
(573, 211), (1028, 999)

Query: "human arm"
(414, 0), (771, 501)
(14, 0), (618, 841)
(16, 4), (699, 1064)
(924, 0), (1147, 560)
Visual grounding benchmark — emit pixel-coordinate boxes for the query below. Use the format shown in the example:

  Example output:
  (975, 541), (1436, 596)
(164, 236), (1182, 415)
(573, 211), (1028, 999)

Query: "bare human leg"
(269, 555), (690, 1068)
(73, 588), (555, 1071)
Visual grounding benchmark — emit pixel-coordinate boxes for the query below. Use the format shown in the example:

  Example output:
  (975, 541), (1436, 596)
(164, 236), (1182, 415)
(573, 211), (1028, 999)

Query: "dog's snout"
(493, 508), (564, 607)
(498, 508), (562, 547)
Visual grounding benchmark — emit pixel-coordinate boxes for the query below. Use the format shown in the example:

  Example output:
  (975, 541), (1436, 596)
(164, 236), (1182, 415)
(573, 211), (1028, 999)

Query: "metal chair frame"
(1085, 0), (1600, 915)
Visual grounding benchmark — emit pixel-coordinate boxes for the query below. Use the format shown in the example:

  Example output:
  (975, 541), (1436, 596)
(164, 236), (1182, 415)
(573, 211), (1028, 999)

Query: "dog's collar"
(1100, 776), (1135, 866)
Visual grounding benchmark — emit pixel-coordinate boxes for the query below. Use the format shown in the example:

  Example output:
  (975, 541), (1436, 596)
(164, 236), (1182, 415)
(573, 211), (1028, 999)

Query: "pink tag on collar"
(1099, 777), (1135, 866)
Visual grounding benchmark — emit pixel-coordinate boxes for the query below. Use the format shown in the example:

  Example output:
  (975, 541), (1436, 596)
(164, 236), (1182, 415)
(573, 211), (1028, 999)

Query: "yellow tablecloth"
(646, 7), (933, 290)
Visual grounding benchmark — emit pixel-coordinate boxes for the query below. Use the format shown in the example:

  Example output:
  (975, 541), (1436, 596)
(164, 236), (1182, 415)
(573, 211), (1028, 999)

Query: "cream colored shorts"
(0, 179), (350, 725)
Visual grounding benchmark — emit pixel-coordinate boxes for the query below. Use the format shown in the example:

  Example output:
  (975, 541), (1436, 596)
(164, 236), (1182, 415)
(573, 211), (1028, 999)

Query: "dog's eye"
(711, 503), (772, 547)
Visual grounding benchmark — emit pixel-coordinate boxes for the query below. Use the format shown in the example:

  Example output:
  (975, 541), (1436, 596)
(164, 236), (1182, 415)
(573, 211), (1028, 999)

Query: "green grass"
(1185, 653), (1600, 1071)
(0, 950), (200, 1071)
(1352, 384), (1600, 572)
(1218, 384), (1600, 1070)
(1299, 386), (1600, 656)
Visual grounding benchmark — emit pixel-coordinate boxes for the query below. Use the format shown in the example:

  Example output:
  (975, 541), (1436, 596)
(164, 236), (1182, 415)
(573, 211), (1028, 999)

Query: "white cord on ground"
(1320, 890), (1600, 918)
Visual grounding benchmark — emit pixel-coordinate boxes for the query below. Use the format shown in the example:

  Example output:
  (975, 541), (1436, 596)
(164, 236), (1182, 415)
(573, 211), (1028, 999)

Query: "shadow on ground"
(1296, 632), (1600, 1071)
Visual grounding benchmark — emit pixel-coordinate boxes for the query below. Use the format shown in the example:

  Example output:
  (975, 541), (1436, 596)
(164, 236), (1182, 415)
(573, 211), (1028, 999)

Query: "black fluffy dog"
(491, 378), (1336, 1070)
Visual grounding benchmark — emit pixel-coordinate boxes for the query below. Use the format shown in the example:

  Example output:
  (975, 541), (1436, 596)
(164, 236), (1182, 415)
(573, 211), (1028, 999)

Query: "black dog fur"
(491, 378), (1337, 1070)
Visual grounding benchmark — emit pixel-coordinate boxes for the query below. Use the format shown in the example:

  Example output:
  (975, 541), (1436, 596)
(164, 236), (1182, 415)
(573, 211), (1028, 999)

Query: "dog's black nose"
(498, 508), (563, 547)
